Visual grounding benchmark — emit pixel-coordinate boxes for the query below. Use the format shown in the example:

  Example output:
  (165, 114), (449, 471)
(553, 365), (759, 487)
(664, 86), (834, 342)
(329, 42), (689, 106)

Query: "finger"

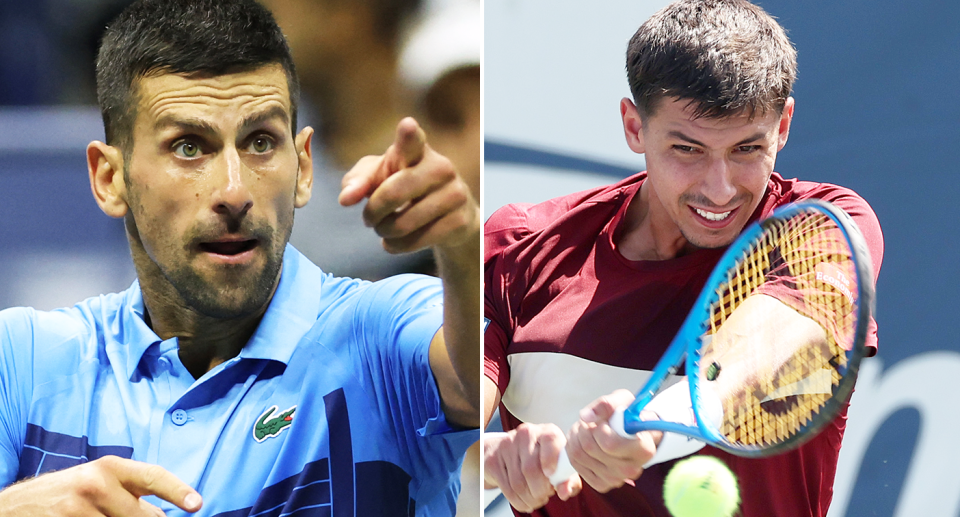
(497, 445), (541, 513)
(555, 474), (583, 501)
(487, 446), (526, 509)
(591, 419), (648, 481)
(537, 429), (566, 481)
(381, 205), (479, 253)
(579, 389), (636, 424)
(567, 420), (642, 493)
(566, 422), (611, 490)
(379, 182), (479, 253)
(343, 119), (426, 208)
(506, 424), (564, 511)
(485, 431), (541, 512)
(389, 117), (426, 169)
(108, 457), (202, 513)
(94, 490), (159, 517)
(139, 498), (168, 517)
(339, 155), (387, 207)
(518, 439), (558, 502)
(512, 429), (554, 511)
(363, 151), (456, 228)
(482, 437), (503, 490)
(373, 182), (470, 246)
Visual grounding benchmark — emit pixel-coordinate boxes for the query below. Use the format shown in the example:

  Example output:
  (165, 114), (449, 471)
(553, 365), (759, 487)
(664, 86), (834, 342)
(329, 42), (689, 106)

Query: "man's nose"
(701, 157), (737, 207)
(211, 146), (253, 219)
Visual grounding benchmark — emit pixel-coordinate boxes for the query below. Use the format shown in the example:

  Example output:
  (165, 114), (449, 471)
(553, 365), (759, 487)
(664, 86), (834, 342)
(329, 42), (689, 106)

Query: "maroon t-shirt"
(484, 172), (883, 517)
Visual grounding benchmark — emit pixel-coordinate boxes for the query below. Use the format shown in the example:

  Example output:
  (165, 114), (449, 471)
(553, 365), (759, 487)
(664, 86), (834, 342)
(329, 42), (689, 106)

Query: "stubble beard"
(171, 210), (293, 320)
(679, 226), (737, 250)
(127, 204), (295, 321)
(166, 237), (284, 320)
(676, 193), (749, 250)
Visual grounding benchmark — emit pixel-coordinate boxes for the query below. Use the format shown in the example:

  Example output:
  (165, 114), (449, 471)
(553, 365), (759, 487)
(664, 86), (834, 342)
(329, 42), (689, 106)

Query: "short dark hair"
(96, 0), (300, 150)
(626, 0), (797, 120)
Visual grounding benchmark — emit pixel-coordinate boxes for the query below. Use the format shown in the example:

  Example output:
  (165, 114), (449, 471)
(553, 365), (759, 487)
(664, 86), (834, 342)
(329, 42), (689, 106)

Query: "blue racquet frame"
(619, 200), (875, 457)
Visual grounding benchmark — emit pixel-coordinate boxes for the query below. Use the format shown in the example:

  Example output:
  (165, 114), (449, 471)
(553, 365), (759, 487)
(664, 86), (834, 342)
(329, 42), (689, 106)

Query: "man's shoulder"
(286, 247), (441, 315)
(767, 173), (881, 231)
(291, 251), (443, 350)
(769, 173), (875, 212)
(0, 293), (122, 378)
(487, 172), (644, 231)
(767, 173), (884, 275)
(320, 274), (443, 327)
(485, 172), (645, 258)
(0, 291), (123, 346)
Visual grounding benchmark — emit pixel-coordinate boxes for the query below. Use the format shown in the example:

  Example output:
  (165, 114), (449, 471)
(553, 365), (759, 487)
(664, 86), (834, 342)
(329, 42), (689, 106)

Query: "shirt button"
(171, 409), (189, 426)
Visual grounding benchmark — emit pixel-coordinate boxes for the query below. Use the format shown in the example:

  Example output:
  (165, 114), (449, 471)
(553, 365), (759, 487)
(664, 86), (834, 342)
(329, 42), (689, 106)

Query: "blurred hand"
(0, 456), (201, 516)
(339, 117), (480, 254)
(566, 389), (662, 493)
(483, 424), (581, 513)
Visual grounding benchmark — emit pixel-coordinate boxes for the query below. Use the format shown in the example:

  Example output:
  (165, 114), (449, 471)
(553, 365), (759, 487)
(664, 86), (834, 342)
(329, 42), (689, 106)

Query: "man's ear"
(621, 98), (646, 154)
(87, 141), (128, 218)
(777, 97), (796, 152)
(294, 127), (314, 208)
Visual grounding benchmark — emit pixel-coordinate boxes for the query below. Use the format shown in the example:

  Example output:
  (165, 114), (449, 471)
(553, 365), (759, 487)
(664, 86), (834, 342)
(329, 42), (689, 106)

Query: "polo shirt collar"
(119, 244), (323, 375)
(240, 244), (322, 364)
(120, 282), (164, 378)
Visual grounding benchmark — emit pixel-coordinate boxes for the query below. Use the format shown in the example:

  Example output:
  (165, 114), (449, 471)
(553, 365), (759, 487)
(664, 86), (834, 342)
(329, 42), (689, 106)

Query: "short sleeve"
(0, 308), (36, 488)
(794, 187), (884, 354)
(348, 275), (479, 500)
(483, 312), (510, 398)
(483, 205), (534, 397)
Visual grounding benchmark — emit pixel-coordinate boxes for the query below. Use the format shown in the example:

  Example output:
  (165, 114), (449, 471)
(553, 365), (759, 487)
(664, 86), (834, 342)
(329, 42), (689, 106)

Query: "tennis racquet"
(548, 199), (875, 484)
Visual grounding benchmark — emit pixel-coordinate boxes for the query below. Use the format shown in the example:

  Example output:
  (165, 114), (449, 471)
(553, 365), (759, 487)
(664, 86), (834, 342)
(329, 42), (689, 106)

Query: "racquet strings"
(702, 209), (860, 450)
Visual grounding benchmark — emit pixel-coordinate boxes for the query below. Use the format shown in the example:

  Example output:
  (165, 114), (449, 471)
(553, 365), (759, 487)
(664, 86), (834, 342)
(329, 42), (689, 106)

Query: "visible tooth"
(695, 208), (732, 221)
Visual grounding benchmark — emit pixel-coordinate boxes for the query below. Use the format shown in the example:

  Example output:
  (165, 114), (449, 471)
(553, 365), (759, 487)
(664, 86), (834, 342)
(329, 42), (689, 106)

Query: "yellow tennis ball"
(663, 456), (740, 517)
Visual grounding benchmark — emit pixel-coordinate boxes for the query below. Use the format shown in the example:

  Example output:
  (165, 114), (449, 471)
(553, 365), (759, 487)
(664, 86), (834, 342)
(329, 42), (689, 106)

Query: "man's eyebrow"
(154, 115), (218, 137)
(152, 106), (290, 137)
(239, 105), (290, 135)
(733, 132), (768, 146)
(667, 130), (706, 147)
(666, 130), (768, 147)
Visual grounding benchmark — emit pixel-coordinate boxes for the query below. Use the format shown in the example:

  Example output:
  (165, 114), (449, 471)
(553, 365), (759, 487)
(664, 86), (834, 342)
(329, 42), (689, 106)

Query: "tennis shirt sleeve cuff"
(419, 412), (480, 437)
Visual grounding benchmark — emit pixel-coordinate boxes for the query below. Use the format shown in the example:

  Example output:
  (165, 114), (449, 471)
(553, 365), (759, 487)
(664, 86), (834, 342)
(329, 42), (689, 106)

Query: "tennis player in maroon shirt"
(482, 1), (883, 516)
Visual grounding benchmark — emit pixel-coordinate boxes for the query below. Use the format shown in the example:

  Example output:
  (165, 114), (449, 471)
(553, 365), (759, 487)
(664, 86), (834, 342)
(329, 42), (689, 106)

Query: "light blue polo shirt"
(0, 245), (478, 516)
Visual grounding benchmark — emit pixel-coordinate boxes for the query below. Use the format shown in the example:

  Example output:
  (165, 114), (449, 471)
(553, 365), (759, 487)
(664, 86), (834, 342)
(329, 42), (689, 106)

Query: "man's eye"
(674, 145), (697, 153)
(736, 145), (761, 153)
(249, 136), (274, 154)
(174, 141), (201, 158)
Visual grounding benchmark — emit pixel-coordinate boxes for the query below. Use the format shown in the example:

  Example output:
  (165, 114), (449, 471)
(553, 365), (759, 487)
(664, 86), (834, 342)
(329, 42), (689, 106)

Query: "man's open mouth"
(199, 239), (259, 256)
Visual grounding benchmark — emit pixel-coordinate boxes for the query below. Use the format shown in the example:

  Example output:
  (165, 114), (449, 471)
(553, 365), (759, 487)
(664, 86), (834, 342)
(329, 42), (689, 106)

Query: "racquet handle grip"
(548, 405), (633, 487)
(609, 406), (632, 438)
(547, 448), (577, 486)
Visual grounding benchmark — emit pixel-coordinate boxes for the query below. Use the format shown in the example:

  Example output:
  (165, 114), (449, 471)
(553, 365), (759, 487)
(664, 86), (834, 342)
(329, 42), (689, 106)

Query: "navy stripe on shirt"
(17, 423), (134, 480)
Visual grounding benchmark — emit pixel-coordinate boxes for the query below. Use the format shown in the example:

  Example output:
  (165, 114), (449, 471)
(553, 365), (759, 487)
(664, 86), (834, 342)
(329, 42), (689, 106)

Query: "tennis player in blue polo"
(0, 0), (480, 516)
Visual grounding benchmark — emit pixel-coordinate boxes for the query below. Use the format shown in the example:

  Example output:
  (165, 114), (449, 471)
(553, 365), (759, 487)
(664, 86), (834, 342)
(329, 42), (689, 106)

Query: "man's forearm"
(433, 224), (482, 428)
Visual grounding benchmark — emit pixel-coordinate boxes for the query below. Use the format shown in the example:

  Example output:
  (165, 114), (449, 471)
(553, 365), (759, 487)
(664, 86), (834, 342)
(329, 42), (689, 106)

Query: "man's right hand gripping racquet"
(549, 200), (875, 486)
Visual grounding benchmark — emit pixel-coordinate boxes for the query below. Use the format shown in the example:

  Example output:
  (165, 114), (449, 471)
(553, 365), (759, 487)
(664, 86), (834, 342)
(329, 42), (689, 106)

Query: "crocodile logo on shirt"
(253, 405), (297, 442)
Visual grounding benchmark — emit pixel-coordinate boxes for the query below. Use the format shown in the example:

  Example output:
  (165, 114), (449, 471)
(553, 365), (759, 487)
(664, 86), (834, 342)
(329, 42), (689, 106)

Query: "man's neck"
(130, 246), (272, 380)
(141, 288), (266, 380)
(616, 182), (691, 261)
